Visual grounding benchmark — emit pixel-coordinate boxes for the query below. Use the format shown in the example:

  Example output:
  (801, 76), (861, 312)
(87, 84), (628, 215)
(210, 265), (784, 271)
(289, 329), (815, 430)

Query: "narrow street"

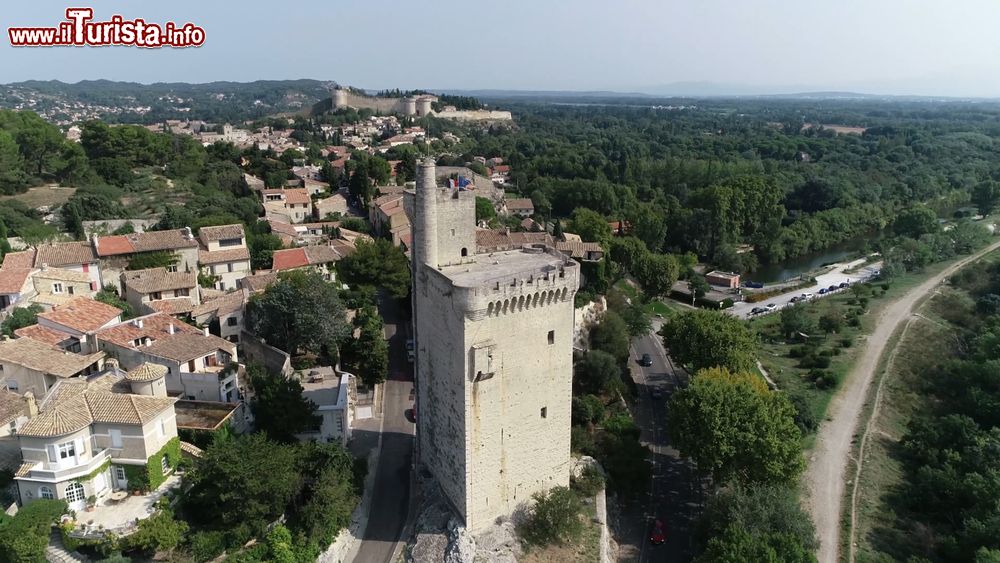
(617, 323), (700, 563)
(353, 295), (415, 563)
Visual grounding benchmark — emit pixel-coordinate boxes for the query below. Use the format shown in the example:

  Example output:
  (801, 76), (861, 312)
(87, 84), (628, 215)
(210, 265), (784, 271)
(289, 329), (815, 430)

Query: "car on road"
(651, 388), (664, 400)
(638, 353), (653, 367)
(406, 339), (415, 363)
(766, 303), (778, 311)
(789, 296), (802, 303)
(649, 519), (666, 545)
(751, 306), (766, 315)
(839, 281), (851, 289)
(828, 285), (838, 292)
(819, 288), (828, 295)
(801, 292), (814, 299)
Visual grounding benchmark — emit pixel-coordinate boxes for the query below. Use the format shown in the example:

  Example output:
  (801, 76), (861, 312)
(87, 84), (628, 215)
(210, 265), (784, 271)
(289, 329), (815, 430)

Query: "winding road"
(805, 239), (1000, 563)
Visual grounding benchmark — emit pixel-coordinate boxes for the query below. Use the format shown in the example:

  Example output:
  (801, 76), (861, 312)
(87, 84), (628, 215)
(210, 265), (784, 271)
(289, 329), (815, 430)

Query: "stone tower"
(412, 158), (579, 531)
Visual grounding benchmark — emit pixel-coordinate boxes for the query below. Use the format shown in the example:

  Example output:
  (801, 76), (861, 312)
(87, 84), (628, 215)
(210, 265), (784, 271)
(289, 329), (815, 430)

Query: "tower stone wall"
(413, 158), (579, 531)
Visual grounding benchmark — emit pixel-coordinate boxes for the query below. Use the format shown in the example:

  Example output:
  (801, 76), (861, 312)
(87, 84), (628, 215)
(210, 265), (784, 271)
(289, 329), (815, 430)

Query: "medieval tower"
(412, 158), (579, 531)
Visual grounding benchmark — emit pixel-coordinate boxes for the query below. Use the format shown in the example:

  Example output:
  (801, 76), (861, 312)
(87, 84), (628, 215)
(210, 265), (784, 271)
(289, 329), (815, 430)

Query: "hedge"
(120, 437), (181, 493)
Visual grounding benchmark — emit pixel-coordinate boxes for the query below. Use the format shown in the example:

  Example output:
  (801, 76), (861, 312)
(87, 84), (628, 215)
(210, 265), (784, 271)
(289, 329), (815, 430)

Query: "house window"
(82, 263), (89, 273)
(161, 456), (169, 473)
(218, 238), (242, 248)
(52, 283), (63, 294)
(461, 248), (468, 257)
(227, 317), (238, 327)
(548, 330), (555, 345)
(159, 419), (166, 438)
(114, 466), (126, 482)
(38, 486), (54, 500)
(67, 286), (74, 295)
(110, 429), (122, 448)
(227, 263), (234, 273)
(90, 281), (97, 291)
(65, 482), (85, 503)
(176, 288), (190, 297)
(540, 407), (547, 418)
(58, 442), (76, 459)
(5, 379), (17, 392)
(167, 265), (178, 273)
(150, 292), (162, 300)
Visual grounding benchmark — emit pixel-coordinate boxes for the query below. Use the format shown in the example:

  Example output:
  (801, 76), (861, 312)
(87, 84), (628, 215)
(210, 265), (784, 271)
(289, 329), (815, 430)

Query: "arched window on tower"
(461, 248), (468, 257)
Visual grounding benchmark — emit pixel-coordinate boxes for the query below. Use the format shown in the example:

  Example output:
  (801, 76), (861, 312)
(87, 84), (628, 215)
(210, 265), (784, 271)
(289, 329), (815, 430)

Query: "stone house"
(0, 337), (105, 398)
(196, 224), (251, 292)
(14, 365), (178, 512)
(29, 267), (96, 308)
(191, 292), (246, 344)
(503, 197), (534, 218)
(0, 250), (36, 310)
(93, 228), (200, 288)
(35, 297), (123, 354)
(262, 188), (313, 223)
(270, 243), (354, 282)
(122, 268), (201, 317)
(94, 313), (240, 403)
(33, 241), (103, 291)
(314, 191), (350, 220)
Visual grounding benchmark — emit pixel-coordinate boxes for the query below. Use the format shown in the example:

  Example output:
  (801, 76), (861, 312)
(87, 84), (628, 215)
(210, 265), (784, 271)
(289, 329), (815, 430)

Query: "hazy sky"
(2, 0), (1000, 96)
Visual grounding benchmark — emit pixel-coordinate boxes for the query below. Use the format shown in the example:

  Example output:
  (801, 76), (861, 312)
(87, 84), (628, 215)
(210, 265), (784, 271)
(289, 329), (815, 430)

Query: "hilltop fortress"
(330, 87), (512, 121)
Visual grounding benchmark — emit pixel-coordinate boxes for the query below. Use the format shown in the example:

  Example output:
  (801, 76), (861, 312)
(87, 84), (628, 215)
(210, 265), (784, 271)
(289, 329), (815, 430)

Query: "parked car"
(639, 353), (653, 367)
(790, 296), (802, 303)
(801, 292), (814, 299)
(649, 519), (666, 545)
(819, 288), (828, 295)
(828, 285), (838, 292)
(839, 282), (851, 289)
(751, 306), (766, 315)
(406, 339), (415, 363)
(766, 303), (778, 311)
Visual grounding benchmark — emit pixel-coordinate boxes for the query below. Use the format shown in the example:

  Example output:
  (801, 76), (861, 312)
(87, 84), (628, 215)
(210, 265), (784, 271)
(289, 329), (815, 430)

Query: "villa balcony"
(18, 448), (111, 482)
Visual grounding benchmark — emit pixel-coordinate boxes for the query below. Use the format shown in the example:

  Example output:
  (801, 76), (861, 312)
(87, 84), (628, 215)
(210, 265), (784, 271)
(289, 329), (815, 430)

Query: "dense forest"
(451, 98), (1000, 272)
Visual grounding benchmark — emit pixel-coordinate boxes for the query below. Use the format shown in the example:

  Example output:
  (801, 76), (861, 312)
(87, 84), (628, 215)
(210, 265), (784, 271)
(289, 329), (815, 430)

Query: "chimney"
(168, 323), (176, 335)
(24, 392), (37, 417)
(91, 234), (99, 252)
(203, 327), (210, 336)
(133, 318), (144, 329)
(182, 226), (194, 240)
(40, 263), (47, 271)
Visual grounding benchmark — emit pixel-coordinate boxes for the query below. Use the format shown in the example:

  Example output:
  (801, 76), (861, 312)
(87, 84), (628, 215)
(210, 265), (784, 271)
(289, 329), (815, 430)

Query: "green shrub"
(191, 530), (227, 562)
(603, 413), (639, 440)
(571, 425), (596, 455)
(0, 499), (68, 563)
(125, 509), (188, 553)
(840, 337), (853, 348)
(571, 464), (606, 497)
(517, 487), (583, 547)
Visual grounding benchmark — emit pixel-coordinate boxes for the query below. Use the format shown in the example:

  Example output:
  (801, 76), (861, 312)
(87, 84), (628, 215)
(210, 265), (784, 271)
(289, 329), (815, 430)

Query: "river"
(749, 236), (874, 284)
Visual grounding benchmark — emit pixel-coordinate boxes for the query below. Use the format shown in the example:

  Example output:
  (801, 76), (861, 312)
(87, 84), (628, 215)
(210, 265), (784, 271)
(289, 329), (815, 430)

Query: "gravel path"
(804, 239), (1000, 563)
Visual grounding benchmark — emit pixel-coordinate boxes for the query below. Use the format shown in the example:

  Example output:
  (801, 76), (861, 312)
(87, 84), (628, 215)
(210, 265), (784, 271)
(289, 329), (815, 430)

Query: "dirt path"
(804, 239), (1000, 563)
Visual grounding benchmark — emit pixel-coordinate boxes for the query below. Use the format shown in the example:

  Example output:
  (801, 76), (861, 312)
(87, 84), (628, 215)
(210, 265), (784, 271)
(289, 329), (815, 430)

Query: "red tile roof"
(38, 297), (122, 333)
(271, 248), (309, 271)
(95, 312), (202, 349)
(14, 324), (71, 347)
(283, 189), (311, 205)
(0, 250), (34, 294)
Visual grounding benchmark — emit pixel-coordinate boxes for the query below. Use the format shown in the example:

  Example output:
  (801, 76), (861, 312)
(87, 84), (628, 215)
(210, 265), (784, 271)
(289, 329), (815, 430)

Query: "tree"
(0, 130), (27, 194)
(0, 220), (10, 261)
(780, 305), (815, 339)
(973, 181), (1000, 215)
(517, 486), (583, 546)
(818, 312), (843, 333)
(634, 253), (680, 297)
(698, 524), (817, 563)
(608, 236), (647, 278)
(688, 274), (710, 304)
(475, 196), (496, 223)
(892, 205), (939, 239)
(667, 367), (804, 485)
(0, 499), (67, 563)
(346, 305), (389, 386)
(95, 285), (133, 319)
(620, 302), (652, 337)
(185, 434), (302, 535)
(245, 270), (350, 360)
(336, 238), (411, 299)
(126, 510), (188, 555)
(574, 350), (621, 394)
(249, 363), (320, 443)
(1, 304), (43, 337)
(696, 483), (818, 557)
(569, 208), (612, 245)
(348, 165), (372, 206)
(589, 311), (631, 363)
(660, 310), (758, 373)
(552, 219), (564, 239)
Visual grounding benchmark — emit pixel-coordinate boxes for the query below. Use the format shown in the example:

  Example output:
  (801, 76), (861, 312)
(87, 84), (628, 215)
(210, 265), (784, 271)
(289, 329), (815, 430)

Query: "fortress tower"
(412, 158), (579, 531)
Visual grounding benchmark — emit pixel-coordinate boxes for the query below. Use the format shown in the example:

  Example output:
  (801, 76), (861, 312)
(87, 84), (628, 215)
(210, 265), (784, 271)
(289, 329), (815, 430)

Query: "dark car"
(828, 285), (838, 292)
(649, 519), (666, 545)
(639, 353), (653, 367)
(839, 282), (851, 288)
(819, 288), (828, 295)
(751, 307), (766, 314)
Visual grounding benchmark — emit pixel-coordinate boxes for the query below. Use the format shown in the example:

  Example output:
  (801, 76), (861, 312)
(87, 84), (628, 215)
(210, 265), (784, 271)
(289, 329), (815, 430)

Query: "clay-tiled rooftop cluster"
(38, 296), (122, 333)
(0, 338), (104, 378)
(122, 267), (197, 294)
(94, 228), (198, 257)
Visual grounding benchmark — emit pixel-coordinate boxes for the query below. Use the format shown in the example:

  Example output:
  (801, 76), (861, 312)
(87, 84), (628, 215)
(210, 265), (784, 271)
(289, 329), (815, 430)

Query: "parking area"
(729, 259), (880, 319)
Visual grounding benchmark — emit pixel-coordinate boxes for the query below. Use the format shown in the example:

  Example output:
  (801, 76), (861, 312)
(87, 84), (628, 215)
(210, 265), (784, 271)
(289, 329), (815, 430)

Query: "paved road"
(729, 258), (879, 319)
(353, 295), (415, 563)
(618, 323), (699, 563)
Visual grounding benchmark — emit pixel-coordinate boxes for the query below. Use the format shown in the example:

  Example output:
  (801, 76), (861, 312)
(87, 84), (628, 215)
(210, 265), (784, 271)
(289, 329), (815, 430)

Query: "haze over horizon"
(2, 0), (999, 98)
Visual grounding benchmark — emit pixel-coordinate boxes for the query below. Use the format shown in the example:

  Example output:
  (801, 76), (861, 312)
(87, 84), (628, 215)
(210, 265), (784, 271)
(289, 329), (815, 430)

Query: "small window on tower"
(540, 407), (547, 418)
(461, 248), (468, 257)
(451, 229), (456, 236)
(547, 330), (555, 344)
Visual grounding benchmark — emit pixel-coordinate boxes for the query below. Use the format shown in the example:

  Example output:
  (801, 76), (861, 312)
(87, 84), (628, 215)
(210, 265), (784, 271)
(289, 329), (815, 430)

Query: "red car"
(649, 519), (666, 545)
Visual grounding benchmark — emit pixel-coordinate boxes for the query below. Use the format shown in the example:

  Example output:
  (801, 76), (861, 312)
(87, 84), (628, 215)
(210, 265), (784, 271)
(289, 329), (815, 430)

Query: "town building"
(0, 337), (105, 397)
(93, 228), (200, 287)
(29, 266), (96, 308)
(197, 224), (252, 292)
(262, 188), (313, 223)
(412, 159), (580, 532)
(270, 242), (354, 281)
(191, 292), (246, 344)
(705, 270), (741, 289)
(0, 250), (36, 310)
(122, 268), (201, 316)
(33, 241), (103, 291)
(14, 364), (178, 514)
(503, 198), (534, 218)
(295, 369), (354, 446)
(35, 297), (123, 354)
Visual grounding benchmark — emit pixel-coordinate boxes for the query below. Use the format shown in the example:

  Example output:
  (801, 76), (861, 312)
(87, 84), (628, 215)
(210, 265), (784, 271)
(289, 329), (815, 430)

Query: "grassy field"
(0, 185), (76, 208)
(120, 169), (191, 218)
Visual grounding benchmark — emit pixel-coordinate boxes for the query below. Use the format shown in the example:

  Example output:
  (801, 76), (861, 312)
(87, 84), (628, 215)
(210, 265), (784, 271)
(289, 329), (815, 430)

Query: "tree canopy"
(660, 310), (758, 373)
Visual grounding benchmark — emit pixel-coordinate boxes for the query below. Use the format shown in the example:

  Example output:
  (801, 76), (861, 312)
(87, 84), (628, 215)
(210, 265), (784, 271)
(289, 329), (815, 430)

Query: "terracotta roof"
(14, 324), (72, 347)
(0, 250), (36, 294)
(239, 273), (278, 293)
(267, 220), (299, 237)
(506, 198), (534, 211)
(147, 298), (196, 315)
(283, 188), (311, 205)
(122, 268), (197, 294)
(198, 246), (250, 265)
(0, 390), (27, 427)
(191, 292), (244, 318)
(95, 312), (202, 349)
(555, 241), (604, 259)
(373, 194), (404, 208)
(32, 267), (90, 284)
(38, 297), (122, 332)
(94, 229), (198, 257)
(271, 248), (309, 271)
(475, 229), (553, 253)
(34, 242), (97, 267)
(198, 224), (245, 242)
(125, 362), (168, 382)
(18, 375), (176, 437)
(145, 332), (234, 363)
(0, 338), (103, 378)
